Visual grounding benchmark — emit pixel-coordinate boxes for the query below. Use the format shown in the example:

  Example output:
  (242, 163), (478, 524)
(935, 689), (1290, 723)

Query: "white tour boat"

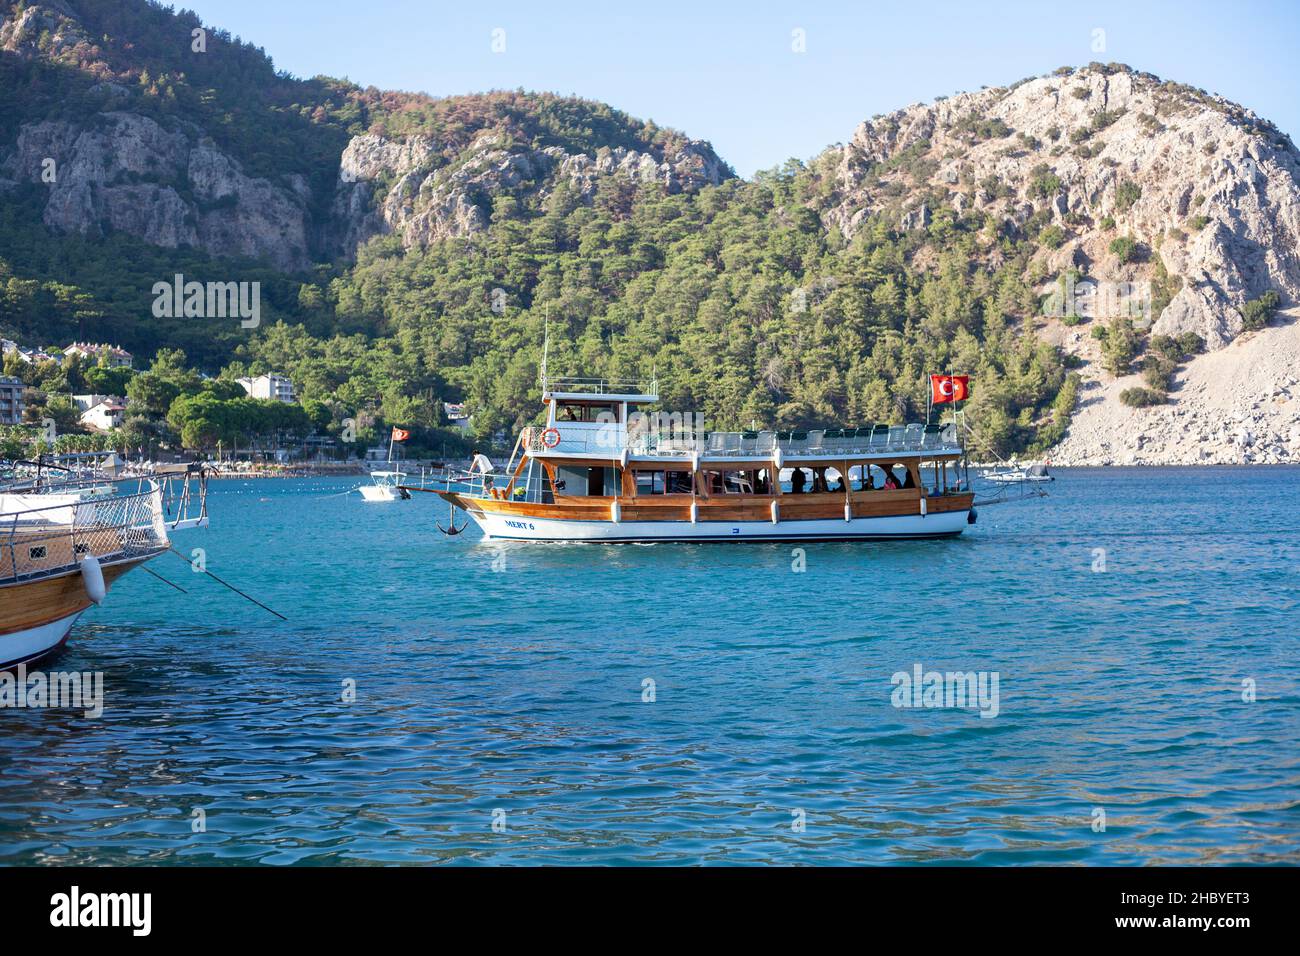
(412, 373), (976, 543)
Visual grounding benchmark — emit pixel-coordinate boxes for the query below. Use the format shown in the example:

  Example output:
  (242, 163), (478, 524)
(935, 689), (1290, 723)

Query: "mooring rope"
(167, 546), (288, 621)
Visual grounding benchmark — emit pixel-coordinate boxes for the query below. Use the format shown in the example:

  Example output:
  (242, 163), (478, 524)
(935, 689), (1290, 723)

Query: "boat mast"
(540, 304), (550, 394)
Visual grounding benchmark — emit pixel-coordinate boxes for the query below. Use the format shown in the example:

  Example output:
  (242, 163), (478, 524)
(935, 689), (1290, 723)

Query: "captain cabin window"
(554, 402), (619, 423)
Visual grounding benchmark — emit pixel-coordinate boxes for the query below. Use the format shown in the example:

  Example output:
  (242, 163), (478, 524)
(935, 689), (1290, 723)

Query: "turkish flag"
(391, 427), (411, 442)
(930, 374), (970, 404)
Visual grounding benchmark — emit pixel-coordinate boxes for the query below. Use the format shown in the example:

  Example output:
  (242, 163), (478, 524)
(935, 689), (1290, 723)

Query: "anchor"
(436, 500), (468, 535)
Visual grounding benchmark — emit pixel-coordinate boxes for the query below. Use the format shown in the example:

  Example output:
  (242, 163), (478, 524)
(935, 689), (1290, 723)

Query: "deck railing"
(1, 482), (171, 585)
(521, 422), (961, 458)
(542, 375), (658, 397)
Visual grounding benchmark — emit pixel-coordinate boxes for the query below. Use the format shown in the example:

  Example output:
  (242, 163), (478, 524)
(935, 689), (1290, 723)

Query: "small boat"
(357, 427), (412, 501)
(981, 462), (1054, 484)
(412, 373), (976, 543)
(0, 459), (209, 669)
(358, 470), (411, 502)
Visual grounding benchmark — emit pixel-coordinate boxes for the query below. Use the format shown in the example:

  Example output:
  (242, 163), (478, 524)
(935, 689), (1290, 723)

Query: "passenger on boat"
(791, 468), (807, 494)
(755, 472), (770, 494)
(900, 468), (915, 489)
(883, 472), (899, 490)
(861, 470), (875, 491)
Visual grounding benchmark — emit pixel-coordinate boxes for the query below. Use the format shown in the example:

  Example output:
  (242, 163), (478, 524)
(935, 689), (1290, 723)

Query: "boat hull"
(0, 611), (80, 670)
(467, 507), (969, 543)
(0, 557), (150, 670)
(359, 485), (402, 502)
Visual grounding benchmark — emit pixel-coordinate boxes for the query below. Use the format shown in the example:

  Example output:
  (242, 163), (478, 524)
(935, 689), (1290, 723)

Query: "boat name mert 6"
(414, 375), (976, 543)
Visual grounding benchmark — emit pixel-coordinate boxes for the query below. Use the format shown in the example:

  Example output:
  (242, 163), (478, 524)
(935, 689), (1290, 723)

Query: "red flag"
(391, 427), (411, 442)
(930, 374), (970, 404)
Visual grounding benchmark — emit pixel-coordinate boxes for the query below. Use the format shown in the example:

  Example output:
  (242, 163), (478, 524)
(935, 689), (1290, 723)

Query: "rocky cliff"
(0, 3), (730, 267)
(813, 64), (1300, 463)
(330, 130), (730, 257)
(0, 111), (313, 270)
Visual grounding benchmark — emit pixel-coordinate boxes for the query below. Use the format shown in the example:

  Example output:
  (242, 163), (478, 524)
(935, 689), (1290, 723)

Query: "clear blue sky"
(182, 0), (1300, 177)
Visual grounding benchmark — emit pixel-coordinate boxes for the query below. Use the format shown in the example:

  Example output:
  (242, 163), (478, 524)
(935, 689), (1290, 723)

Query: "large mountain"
(807, 66), (1300, 463)
(1, 1), (1297, 462)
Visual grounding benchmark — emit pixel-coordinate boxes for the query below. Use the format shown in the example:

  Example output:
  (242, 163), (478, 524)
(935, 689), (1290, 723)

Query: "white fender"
(79, 554), (107, 605)
(690, 501), (698, 524)
(920, 496), (927, 517)
(619, 448), (630, 470)
(772, 448), (784, 470)
(611, 500), (621, 523)
(690, 451), (700, 473)
(844, 502), (852, 522)
(770, 499), (779, 524)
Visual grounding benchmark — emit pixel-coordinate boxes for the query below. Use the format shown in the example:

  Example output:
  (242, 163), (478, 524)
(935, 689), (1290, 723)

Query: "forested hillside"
(8, 1), (1291, 460)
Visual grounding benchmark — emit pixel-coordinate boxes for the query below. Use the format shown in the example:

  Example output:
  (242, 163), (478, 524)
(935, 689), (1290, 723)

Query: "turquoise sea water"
(0, 467), (1297, 865)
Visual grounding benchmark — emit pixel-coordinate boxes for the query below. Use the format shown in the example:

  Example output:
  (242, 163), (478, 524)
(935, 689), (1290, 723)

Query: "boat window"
(635, 470), (665, 495)
(704, 470), (753, 494)
(888, 464), (914, 489)
(585, 467), (617, 496)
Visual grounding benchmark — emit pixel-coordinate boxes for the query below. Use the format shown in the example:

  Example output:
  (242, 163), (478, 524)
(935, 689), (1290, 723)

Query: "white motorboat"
(982, 462), (1054, 484)
(358, 470), (410, 502)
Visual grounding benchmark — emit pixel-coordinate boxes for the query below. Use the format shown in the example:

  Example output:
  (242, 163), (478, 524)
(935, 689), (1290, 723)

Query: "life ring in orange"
(541, 428), (561, 449)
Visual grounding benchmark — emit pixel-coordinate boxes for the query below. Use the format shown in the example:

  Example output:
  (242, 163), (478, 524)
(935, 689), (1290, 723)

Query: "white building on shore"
(237, 373), (295, 403)
(79, 396), (126, 432)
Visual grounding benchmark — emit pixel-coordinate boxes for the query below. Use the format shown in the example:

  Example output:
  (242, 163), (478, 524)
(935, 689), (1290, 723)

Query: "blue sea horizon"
(1, 467), (1297, 865)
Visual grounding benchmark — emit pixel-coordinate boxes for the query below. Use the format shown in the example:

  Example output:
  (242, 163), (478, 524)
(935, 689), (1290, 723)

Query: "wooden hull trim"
(0, 554), (156, 670)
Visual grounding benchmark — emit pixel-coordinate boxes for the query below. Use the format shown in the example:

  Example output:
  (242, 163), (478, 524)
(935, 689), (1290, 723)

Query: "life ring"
(541, 428), (561, 449)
